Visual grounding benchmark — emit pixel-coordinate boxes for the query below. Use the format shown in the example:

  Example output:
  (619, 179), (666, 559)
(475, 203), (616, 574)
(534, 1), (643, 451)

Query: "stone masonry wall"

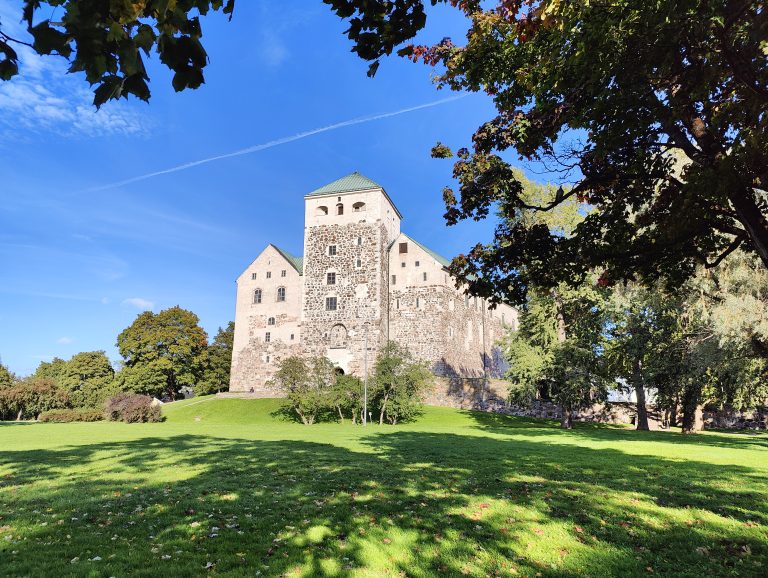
(301, 220), (391, 375)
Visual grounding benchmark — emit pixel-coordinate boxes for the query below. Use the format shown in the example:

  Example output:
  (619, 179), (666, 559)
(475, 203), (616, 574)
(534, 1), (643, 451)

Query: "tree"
(32, 357), (66, 384)
(58, 351), (116, 408)
(371, 341), (430, 425)
(116, 306), (208, 400)
(0, 363), (14, 390)
(504, 282), (609, 429)
(329, 374), (364, 423)
(0, 377), (70, 420)
(270, 356), (336, 425)
(196, 321), (234, 396)
(605, 284), (680, 430)
(326, 0), (768, 301)
(112, 360), (171, 399)
(1, 1), (234, 107)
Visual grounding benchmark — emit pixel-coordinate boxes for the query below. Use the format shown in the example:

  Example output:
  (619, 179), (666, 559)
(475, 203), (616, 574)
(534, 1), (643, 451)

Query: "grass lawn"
(1, 398), (766, 577)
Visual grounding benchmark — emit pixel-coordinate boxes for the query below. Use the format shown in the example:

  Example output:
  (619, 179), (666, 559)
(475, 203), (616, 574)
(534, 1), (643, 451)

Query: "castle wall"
(229, 245), (303, 392)
(388, 234), (516, 378)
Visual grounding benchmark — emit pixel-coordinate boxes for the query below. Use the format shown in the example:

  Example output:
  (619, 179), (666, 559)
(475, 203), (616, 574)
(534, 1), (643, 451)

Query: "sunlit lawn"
(1, 397), (766, 577)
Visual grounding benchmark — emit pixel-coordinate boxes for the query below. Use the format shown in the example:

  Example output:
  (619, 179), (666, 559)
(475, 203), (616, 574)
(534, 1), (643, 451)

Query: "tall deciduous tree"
(58, 351), (116, 408)
(1, 1), (234, 107)
(116, 306), (208, 400)
(196, 321), (234, 396)
(0, 363), (14, 389)
(32, 357), (66, 384)
(326, 0), (768, 301)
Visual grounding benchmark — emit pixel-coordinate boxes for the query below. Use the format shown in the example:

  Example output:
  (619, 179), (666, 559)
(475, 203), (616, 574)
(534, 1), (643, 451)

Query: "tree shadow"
(462, 408), (768, 450)
(0, 427), (766, 577)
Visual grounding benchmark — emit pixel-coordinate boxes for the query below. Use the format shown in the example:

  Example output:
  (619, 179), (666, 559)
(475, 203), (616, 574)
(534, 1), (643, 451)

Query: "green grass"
(1, 399), (766, 577)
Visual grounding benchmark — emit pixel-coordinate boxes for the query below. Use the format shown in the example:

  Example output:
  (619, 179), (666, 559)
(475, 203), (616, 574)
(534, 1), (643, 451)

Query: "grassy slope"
(0, 400), (765, 578)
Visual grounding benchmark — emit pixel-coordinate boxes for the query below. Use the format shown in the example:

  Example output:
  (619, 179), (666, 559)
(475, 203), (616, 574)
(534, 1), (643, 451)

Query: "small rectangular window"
(391, 275), (396, 285)
(356, 258), (362, 268)
(266, 271), (272, 279)
(416, 297), (420, 308)
(401, 262), (406, 268)
(396, 298), (400, 309)
(327, 272), (336, 285)
(325, 297), (337, 311)
(266, 355), (271, 363)
(328, 245), (337, 256)
(399, 242), (408, 254)
(265, 332), (271, 342)
(415, 261), (420, 267)
(423, 272), (427, 281)
(281, 270), (286, 277)
(357, 237), (362, 246)
(290, 334), (294, 340)
(251, 272), (257, 280)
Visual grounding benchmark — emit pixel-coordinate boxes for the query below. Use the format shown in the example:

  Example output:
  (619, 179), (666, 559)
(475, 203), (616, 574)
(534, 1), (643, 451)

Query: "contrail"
(85, 94), (467, 192)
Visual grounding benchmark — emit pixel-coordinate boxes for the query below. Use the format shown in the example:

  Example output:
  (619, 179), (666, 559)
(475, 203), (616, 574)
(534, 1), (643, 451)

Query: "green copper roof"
(271, 245), (304, 275)
(307, 172), (383, 196)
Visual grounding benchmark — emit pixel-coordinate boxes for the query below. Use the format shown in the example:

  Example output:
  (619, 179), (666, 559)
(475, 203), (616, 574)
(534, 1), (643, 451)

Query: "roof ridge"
(270, 244), (304, 275)
(307, 172), (383, 196)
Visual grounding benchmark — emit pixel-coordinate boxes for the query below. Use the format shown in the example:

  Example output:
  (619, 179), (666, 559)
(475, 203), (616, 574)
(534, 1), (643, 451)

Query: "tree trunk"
(728, 186), (768, 268)
(16, 409), (23, 421)
(553, 290), (572, 430)
(560, 406), (573, 429)
(669, 394), (679, 427)
(379, 393), (389, 425)
(681, 386), (703, 434)
(337, 406), (344, 423)
(632, 359), (650, 431)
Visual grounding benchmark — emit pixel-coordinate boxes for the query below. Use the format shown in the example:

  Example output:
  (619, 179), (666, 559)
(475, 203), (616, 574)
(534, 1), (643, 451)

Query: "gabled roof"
(408, 236), (452, 268)
(307, 172), (383, 196)
(271, 244), (304, 276)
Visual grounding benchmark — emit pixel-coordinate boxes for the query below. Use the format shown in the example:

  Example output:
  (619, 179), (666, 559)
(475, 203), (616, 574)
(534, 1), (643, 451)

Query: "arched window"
(316, 205), (328, 216)
(253, 289), (262, 304)
(353, 201), (366, 212)
(329, 324), (347, 348)
(276, 287), (286, 302)
(268, 317), (275, 326)
(336, 203), (344, 215)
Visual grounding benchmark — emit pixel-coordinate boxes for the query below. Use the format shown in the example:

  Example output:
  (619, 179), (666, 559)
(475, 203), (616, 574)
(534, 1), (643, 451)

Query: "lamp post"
(363, 321), (369, 426)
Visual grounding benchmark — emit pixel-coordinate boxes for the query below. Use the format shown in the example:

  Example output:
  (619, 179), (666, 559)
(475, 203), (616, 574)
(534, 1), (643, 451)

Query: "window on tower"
(353, 202), (366, 212)
(266, 271), (271, 279)
(265, 332), (271, 343)
(251, 272), (257, 280)
(327, 272), (336, 285)
(316, 205), (328, 216)
(325, 297), (337, 311)
(328, 245), (337, 256)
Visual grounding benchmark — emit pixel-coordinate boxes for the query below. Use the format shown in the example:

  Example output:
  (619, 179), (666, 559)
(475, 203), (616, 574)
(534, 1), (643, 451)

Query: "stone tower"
(300, 173), (401, 374)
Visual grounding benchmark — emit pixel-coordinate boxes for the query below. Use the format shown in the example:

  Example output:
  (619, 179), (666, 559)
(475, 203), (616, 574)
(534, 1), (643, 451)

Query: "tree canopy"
(0, 0), (234, 107)
(116, 305), (208, 399)
(326, 0), (768, 302)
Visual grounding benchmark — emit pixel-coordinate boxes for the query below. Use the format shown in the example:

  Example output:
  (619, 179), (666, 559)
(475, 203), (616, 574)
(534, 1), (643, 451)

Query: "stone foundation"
(703, 407), (768, 430)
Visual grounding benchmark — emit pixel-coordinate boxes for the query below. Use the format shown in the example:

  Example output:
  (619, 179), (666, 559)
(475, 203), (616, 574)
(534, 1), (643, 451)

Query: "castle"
(229, 173), (518, 394)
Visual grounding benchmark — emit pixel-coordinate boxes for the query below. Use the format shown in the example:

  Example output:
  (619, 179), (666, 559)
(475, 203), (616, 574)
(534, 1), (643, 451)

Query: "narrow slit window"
(265, 332), (271, 343)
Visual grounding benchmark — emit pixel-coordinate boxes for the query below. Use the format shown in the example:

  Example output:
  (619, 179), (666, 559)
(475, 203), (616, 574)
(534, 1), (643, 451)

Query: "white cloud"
(0, 1), (150, 139)
(122, 297), (155, 311)
(57, 336), (73, 345)
(101, 297), (110, 305)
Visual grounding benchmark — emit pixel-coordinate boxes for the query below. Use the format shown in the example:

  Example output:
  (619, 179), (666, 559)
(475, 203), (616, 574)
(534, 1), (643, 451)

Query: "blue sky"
(0, 1), (522, 376)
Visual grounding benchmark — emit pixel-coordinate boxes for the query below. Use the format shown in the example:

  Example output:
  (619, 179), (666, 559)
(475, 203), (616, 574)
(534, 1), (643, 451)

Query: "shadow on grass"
(463, 409), (768, 450)
(0, 427), (766, 577)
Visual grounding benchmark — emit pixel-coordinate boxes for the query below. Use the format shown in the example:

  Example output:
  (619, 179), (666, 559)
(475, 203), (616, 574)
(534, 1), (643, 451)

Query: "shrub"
(270, 356), (336, 425)
(39, 408), (103, 423)
(0, 378), (70, 420)
(105, 393), (163, 423)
